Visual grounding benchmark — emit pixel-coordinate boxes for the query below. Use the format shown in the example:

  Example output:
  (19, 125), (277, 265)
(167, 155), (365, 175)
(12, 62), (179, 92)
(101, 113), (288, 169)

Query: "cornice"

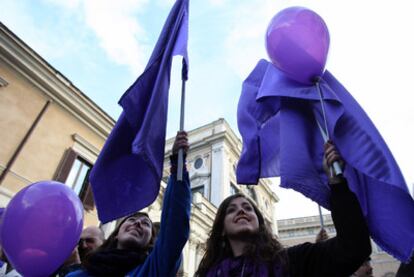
(0, 23), (115, 139)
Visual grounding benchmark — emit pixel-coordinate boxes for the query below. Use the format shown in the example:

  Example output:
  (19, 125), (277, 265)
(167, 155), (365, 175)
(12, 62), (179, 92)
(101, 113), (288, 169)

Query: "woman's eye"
(127, 217), (137, 222)
(142, 221), (151, 226)
(226, 208), (235, 214)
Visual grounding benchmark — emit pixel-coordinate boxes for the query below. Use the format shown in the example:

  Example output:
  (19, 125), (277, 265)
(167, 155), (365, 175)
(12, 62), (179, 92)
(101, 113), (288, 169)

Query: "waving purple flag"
(237, 59), (414, 262)
(90, 0), (189, 223)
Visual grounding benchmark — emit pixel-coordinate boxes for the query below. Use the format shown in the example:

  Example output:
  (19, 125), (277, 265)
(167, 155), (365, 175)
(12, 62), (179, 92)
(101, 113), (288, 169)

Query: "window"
(194, 157), (203, 169)
(55, 148), (95, 211)
(66, 158), (92, 195)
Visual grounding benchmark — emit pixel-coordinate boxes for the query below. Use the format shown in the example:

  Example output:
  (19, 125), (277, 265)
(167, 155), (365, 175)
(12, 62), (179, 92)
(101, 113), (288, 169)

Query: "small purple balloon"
(0, 181), (84, 277)
(265, 7), (330, 85)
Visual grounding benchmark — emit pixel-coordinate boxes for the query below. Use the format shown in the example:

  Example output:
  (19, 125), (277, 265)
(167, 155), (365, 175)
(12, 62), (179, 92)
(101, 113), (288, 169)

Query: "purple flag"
(90, 0), (189, 223)
(237, 59), (414, 262)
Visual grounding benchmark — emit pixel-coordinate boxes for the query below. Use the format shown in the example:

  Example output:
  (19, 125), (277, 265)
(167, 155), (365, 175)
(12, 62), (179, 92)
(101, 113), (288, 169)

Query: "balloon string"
(315, 79), (343, 177)
(315, 79), (332, 177)
(315, 80), (330, 141)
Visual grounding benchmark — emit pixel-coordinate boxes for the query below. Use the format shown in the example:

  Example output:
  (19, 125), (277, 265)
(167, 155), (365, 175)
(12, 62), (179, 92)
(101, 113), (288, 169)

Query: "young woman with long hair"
(196, 141), (371, 276)
(67, 131), (191, 277)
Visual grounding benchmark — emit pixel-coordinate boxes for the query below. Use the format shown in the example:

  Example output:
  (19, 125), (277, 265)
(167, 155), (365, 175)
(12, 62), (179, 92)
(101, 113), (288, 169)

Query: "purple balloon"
(0, 181), (83, 277)
(265, 7), (330, 85)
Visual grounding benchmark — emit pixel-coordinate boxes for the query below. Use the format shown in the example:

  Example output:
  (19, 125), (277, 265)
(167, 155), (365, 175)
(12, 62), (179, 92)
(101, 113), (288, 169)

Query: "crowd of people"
(0, 132), (412, 276)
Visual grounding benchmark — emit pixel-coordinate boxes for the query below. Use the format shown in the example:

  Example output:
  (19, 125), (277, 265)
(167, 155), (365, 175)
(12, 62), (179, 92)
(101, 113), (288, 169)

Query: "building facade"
(278, 215), (400, 276)
(0, 22), (113, 227)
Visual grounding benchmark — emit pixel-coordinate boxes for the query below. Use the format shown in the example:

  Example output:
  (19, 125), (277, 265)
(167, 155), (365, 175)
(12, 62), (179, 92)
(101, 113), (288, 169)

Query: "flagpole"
(315, 80), (342, 176)
(177, 58), (188, 181)
(318, 205), (325, 228)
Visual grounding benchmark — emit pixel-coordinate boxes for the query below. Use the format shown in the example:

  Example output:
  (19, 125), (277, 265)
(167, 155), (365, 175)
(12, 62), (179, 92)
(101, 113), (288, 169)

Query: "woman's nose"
(236, 208), (247, 215)
(133, 219), (142, 227)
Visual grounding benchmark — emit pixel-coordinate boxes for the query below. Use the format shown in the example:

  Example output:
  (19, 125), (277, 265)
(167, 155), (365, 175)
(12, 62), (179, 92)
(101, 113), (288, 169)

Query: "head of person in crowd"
(82, 212), (156, 275)
(78, 226), (105, 261)
(196, 192), (286, 276)
(105, 212), (155, 251)
(352, 257), (373, 277)
(315, 228), (329, 243)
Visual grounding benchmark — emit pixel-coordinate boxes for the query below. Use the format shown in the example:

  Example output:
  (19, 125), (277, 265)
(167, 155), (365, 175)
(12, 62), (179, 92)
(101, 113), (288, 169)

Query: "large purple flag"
(90, 0), (189, 223)
(237, 59), (414, 262)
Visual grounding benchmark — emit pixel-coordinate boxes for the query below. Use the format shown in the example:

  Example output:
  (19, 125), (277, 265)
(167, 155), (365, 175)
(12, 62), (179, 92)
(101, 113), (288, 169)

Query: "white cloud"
(42, 0), (151, 76)
(83, 0), (150, 75)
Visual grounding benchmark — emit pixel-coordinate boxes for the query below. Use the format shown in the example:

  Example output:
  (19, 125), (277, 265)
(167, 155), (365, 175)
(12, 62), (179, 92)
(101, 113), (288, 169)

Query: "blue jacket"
(67, 172), (191, 277)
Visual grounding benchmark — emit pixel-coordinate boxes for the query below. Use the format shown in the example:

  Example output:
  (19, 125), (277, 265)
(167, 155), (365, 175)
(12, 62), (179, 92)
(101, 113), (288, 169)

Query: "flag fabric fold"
(89, 0), (189, 223)
(237, 59), (414, 262)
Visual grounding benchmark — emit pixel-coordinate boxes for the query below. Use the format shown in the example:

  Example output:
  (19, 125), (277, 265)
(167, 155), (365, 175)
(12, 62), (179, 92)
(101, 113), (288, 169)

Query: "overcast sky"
(1, 0), (413, 219)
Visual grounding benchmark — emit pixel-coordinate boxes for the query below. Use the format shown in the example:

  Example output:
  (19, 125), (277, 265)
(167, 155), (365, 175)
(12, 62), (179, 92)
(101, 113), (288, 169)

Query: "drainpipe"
(0, 100), (51, 186)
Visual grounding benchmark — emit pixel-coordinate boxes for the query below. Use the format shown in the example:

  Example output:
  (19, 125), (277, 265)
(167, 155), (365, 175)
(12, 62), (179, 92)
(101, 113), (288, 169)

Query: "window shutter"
(55, 148), (78, 182)
(79, 168), (95, 211)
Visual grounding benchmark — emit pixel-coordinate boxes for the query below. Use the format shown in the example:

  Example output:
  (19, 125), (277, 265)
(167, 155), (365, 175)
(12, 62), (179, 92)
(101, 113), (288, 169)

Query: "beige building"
(0, 23), (279, 276)
(0, 22), (113, 227)
(278, 215), (400, 277)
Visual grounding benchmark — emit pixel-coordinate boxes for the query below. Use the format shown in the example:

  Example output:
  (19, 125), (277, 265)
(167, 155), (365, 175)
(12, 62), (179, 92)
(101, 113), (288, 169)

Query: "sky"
(1, 0), (413, 219)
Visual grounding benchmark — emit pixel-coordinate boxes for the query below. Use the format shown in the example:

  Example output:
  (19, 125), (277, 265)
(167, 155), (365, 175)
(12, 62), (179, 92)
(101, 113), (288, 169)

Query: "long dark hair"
(82, 212), (156, 275)
(195, 193), (286, 277)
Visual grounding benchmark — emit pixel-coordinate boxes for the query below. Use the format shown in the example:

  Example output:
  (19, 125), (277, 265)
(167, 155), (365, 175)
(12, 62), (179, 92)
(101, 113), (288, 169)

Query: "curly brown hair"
(195, 193), (286, 276)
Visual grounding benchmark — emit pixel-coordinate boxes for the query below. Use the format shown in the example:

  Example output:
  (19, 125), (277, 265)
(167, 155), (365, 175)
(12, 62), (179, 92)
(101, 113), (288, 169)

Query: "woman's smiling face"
(117, 214), (153, 250)
(223, 196), (259, 238)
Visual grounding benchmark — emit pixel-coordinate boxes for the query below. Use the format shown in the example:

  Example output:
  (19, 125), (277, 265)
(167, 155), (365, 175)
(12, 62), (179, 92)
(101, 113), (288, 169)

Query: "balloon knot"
(313, 76), (322, 84)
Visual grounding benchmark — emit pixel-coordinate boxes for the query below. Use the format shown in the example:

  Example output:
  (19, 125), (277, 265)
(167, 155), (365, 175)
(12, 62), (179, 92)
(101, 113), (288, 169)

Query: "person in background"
(78, 226), (105, 261)
(57, 226), (105, 276)
(315, 228), (329, 243)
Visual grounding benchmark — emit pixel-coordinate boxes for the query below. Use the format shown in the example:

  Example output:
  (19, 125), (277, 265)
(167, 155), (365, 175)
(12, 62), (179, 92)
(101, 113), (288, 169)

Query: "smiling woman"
(196, 142), (372, 277)
(117, 213), (153, 250)
(66, 131), (191, 277)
